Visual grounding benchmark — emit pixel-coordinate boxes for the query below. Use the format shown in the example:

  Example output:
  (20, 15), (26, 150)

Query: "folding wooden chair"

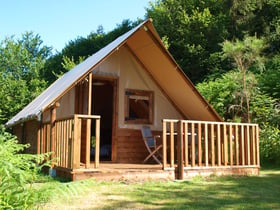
(141, 126), (163, 164)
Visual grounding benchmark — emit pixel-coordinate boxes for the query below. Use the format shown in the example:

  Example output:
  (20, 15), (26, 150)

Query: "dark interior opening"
(91, 80), (113, 161)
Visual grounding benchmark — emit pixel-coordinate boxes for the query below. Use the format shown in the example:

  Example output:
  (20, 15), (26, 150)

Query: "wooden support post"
(198, 123), (202, 166)
(86, 73), (92, 169)
(252, 125), (256, 165)
(223, 124), (228, 166)
(217, 124), (221, 166)
(229, 124), (233, 166)
(184, 122), (189, 167)
(162, 120), (167, 169)
(204, 123), (208, 166)
(235, 125), (239, 166)
(211, 124), (215, 166)
(94, 117), (100, 168)
(191, 123), (195, 167)
(170, 122), (175, 168)
(241, 125), (245, 165)
(73, 115), (81, 169)
(256, 125), (260, 166)
(177, 120), (184, 180)
(246, 125), (251, 165)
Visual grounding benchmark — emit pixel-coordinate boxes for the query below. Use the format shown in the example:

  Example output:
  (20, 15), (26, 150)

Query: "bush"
(259, 124), (280, 165)
(0, 127), (51, 209)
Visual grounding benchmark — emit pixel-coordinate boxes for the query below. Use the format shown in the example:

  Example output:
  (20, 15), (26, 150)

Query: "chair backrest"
(141, 126), (155, 147)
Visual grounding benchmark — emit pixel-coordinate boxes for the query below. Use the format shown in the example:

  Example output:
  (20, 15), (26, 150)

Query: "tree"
(0, 32), (52, 124)
(258, 54), (280, 98)
(145, 0), (280, 83)
(221, 36), (266, 122)
(146, 0), (231, 82)
(42, 19), (142, 84)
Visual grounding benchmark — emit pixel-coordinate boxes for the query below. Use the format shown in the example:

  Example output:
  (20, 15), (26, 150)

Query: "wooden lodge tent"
(7, 19), (260, 180)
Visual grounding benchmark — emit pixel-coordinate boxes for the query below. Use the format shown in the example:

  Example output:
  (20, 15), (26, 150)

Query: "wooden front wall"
(116, 128), (162, 163)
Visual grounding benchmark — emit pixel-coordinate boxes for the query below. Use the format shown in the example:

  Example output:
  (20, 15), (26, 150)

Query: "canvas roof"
(6, 19), (222, 127)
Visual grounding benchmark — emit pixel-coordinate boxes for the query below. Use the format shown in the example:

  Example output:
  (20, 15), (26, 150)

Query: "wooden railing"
(38, 114), (100, 170)
(162, 119), (260, 176)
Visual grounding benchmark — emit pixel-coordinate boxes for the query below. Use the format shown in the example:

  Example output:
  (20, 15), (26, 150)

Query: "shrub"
(0, 127), (51, 209)
(259, 124), (280, 165)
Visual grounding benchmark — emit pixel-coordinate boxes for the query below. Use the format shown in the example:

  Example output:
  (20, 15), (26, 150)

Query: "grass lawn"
(38, 167), (280, 209)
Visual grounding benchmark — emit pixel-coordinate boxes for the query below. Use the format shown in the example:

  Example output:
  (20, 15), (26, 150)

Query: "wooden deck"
(40, 117), (260, 181)
(55, 163), (174, 181)
(54, 162), (259, 181)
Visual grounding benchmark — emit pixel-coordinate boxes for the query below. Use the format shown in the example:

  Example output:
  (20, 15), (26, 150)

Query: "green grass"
(38, 168), (280, 209)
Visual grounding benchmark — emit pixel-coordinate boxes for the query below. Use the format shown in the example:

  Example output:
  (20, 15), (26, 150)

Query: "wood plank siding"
(117, 128), (161, 163)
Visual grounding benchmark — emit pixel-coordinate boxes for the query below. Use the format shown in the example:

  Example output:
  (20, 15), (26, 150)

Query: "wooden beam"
(204, 123), (208, 167)
(241, 125), (245, 165)
(229, 124), (233, 166)
(217, 124), (221, 166)
(85, 73), (92, 169)
(94, 118), (100, 168)
(211, 123), (215, 166)
(223, 124), (228, 166)
(256, 125), (260, 166)
(191, 123), (195, 167)
(177, 120), (184, 180)
(170, 122), (175, 168)
(235, 125), (239, 166)
(184, 122), (189, 167)
(246, 125), (251, 165)
(252, 125), (256, 165)
(198, 122), (202, 166)
(162, 120), (167, 169)
(73, 115), (81, 169)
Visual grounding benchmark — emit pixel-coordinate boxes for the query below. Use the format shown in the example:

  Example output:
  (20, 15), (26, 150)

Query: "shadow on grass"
(97, 169), (280, 209)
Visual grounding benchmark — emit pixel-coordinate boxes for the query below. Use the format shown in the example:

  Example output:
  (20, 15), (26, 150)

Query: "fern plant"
(0, 126), (51, 209)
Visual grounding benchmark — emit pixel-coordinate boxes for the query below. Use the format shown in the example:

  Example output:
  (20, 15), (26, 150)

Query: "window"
(125, 89), (154, 124)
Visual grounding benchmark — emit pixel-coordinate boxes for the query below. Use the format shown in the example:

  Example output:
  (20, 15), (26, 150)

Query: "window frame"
(124, 89), (154, 124)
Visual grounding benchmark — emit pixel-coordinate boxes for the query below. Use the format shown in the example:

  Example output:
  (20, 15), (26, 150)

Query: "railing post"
(211, 124), (215, 166)
(223, 124), (228, 166)
(170, 122), (175, 168)
(256, 125), (260, 166)
(72, 115), (81, 169)
(229, 124), (233, 166)
(190, 123), (195, 167)
(246, 125), (251, 165)
(235, 125), (239, 166)
(217, 124), (221, 166)
(204, 123), (208, 167)
(241, 125), (245, 165)
(184, 122), (189, 167)
(177, 120), (184, 180)
(162, 120), (167, 169)
(86, 73), (92, 169)
(198, 123), (202, 166)
(94, 117), (100, 168)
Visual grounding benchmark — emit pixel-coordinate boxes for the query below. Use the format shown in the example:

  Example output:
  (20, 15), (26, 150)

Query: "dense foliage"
(0, 32), (52, 124)
(146, 0), (280, 83)
(0, 127), (51, 209)
(42, 19), (142, 85)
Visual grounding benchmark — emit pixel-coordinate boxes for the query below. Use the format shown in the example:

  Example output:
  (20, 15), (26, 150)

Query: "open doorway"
(91, 79), (114, 161)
